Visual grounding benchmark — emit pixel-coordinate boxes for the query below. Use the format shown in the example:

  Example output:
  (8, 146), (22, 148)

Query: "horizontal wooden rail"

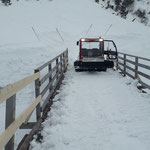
(40, 65), (57, 85)
(137, 71), (150, 80)
(0, 95), (41, 150)
(119, 52), (150, 61)
(0, 72), (40, 104)
(126, 72), (135, 79)
(36, 49), (68, 111)
(118, 66), (124, 73)
(0, 49), (68, 150)
(118, 61), (124, 66)
(41, 70), (64, 111)
(18, 50), (68, 149)
(117, 52), (150, 90)
(126, 65), (135, 72)
(137, 63), (150, 70)
(40, 72), (58, 97)
(118, 56), (124, 60)
(35, 50), (67, 71)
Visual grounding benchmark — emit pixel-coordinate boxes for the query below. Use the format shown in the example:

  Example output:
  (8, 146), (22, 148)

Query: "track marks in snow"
(31, 67), (150, 150)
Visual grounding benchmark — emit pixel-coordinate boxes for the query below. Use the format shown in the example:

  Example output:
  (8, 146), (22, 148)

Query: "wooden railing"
(34, 49), (68, 120)
(116, 52), (150, 90)
(0, 49), (68, 150)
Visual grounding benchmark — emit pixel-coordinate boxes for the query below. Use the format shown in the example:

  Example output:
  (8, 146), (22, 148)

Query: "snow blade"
(74, 60), (114, 72)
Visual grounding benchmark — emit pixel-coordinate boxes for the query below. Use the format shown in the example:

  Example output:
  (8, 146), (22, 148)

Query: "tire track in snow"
(31, 65), (150, 150)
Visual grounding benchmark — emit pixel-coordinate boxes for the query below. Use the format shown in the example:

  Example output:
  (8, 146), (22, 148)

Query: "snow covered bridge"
(0, 0), (150, 149)
(31, 67), (150, 150)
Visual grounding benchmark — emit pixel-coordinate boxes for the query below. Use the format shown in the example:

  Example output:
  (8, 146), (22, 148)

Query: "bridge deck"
(31, 68), (150, 150)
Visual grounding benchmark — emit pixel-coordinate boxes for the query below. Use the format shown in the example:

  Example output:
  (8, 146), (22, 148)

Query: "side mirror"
(76, 41), (79, 45)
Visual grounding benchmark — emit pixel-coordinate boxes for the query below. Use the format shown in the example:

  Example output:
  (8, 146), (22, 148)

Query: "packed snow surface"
(31, 69), (150, 150)
(0, 0), (150, 149)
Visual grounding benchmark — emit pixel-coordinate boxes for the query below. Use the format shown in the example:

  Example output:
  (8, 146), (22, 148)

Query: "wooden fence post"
(116, 55), (119, 70)
(48, 64), (52, 92)
(56, 58), (59, 80)
(124, 54), (126, 76)
(64, 51), (68, 71)
(63, 53), (65, 71)
(5, 94), (16, 150)
(34, 70), (41, 121)
(60, 56), (63, 73)
(66, 50), (68, 66)
(135, 57), (138, 79)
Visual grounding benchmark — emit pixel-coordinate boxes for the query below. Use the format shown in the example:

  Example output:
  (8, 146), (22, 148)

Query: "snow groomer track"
(31, 56), (150, 150)
(31, 72), (150, 150)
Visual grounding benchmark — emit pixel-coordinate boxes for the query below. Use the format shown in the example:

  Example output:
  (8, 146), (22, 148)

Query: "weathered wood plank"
(118, 52), (150, 61)
(118, 65), (134, 79)
(34, 70), (41, 120)
(20, 122), (36, 129)
(41, 71), (64, 111)
(126, 72), (135, 79)
(40, 65), (57, 85)
(18, 119), (43, 150)
(126, 65), (135, 72)
(0, 95), (41, 150)
(138, 71), (150, 80)
(124, 54), (126, 76)
(5, 95), (16, 150)
(118, 56), (124, 60)
(118, 66), (124, 73)
(35, 50), (68, 71)
(40, 71), (59, 97)
(118, 61), (124, 67)
(137, 63), (150, 70)
(135, 57), (138, 79)
(40, 61), (61, 86)
(0, 72), (40, 104)
(18, 69), (66, 150)
(126, 59), (136, 65)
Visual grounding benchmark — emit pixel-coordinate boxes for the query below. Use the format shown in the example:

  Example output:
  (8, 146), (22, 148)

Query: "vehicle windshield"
(81, 42), (103, 57)
(82, 42), (100, 49)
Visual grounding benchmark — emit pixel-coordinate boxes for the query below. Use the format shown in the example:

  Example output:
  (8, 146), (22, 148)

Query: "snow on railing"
(116, 52), (150, 90)
(0, 49), (68, 150)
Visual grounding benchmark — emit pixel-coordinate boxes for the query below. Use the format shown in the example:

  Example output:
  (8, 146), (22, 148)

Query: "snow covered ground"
(0, 0), (150, 149)
(31, 68), (150, 150)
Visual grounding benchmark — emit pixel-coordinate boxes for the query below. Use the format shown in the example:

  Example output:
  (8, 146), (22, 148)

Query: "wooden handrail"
(0, 49), (68, 150)
(117, 52), (150, 90)
(0, 72), (40, 104)
(0, 95), (41, 150)
(35, 49), (68, 71)
(118, 52), (150, 61)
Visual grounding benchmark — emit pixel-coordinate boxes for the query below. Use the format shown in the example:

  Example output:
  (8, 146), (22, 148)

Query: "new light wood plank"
(0, 95), (41, 150)
(0, 72), (40, 104)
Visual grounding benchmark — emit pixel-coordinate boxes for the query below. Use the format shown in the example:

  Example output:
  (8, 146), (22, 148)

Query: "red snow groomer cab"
(74, 37), (118, 71)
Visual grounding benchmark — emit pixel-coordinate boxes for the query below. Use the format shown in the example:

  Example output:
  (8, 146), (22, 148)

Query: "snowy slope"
(98, 0), (150, 26)
(0, 0), (150, 149)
